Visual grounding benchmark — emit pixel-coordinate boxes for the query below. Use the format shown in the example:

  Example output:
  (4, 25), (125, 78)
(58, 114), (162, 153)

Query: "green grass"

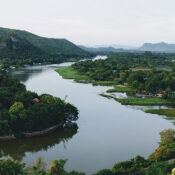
(56, 67), (119, 86)
(56, 67), (89, 82)
(107, 87), (136, 93)
(114, 98), (175, 106)
(100, 94), (175, 106)
(145, 109), (175, 118)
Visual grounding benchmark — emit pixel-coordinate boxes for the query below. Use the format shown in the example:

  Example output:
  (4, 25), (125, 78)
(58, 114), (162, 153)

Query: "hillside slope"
(0, 27), (89, 60)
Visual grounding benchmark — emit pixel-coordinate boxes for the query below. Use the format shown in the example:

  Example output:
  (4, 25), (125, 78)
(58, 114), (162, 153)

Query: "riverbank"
(56, 67), (89, 82)
(100, 94), (175, 106)
(0, 124), (61, 140)
(145, 109), (175, 118)
(56, 66), (118, 86)
(107, 86), (136, 93)
(56, 66), (175, 106)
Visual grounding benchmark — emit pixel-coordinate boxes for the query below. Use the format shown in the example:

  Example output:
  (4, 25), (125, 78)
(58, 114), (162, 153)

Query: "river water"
(3, 62), (175, 174)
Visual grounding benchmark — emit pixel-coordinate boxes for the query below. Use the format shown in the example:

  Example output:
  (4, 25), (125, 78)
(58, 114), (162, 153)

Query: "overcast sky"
(0, 0), (175, 46)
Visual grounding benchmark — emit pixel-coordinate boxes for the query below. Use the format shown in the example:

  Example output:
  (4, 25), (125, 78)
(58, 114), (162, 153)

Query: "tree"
(47, 159), (67, 175)
(0, 159), (27, 175)
(160, 129), (175, 144)
(9, 102), (24, 115)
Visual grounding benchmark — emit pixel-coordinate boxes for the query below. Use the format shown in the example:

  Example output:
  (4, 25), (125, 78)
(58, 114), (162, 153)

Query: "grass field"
(55, 67), (89, 82)
(145, 109), (175, 118)
(100, 93), (175, 106)
(114, 98), (175, 106)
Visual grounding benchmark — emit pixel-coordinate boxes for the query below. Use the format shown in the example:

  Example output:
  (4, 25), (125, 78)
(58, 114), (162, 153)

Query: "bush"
(160, 129), (175, 144)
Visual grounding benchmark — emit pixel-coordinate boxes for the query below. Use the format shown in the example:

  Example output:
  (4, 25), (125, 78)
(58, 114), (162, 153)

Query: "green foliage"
(112, 155), (149, 175)
(9, 102), (24, 115)
(149, 145), (172, 161)
(47, 159), (67, 175)
(142, 161), (175, 175)
(0, 27), (90, 65)
(0, 159), (27, 175)
(93, 169), (113, 175)
(160, 129), (175, 144)
(70, 52), (175, 98)
(56, 67), (89, 82)
(0, 71), (79, 137)
(68, 171), (86, 175)
(114, 97), (174, 106)
(145, 109), (175, 119)
(149, 129), (175, 161)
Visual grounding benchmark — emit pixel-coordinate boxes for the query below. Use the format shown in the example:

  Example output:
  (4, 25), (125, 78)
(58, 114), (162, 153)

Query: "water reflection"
(0, 124), (78, 161)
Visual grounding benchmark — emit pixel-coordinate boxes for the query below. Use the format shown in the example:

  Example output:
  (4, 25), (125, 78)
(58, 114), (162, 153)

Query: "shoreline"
(0, 124), (61, 140)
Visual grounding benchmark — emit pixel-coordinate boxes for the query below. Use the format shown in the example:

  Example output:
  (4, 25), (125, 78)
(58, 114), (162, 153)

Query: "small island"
(0, 70), (79, 139)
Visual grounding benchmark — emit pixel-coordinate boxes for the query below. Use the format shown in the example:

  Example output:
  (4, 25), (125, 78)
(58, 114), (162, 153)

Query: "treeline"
(0, 55), (86, 69)
(72, 52), (175, 97)
(0, 70), (78, 137)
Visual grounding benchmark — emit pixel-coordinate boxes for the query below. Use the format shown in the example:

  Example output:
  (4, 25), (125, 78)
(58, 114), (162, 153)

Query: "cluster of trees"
(149, 129), (175, 162)
(0, 158), (85, 175)
(72, 52), (175, 97)
(1, 155), (175, 175)
(0, 70), (78, 137)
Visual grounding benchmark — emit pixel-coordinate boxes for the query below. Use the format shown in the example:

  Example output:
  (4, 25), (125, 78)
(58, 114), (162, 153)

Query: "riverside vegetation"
(1, 51), (175, 174)
(56, 52), (175, 117)
(1, 129), (175, 175)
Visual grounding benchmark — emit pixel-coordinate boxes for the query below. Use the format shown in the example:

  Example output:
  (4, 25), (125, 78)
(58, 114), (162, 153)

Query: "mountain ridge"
(139, 42), (175, 52)
(0, 27), (89, 60)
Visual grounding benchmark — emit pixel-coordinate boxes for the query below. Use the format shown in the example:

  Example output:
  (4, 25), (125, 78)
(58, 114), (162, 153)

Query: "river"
(3, 61), (175, 174)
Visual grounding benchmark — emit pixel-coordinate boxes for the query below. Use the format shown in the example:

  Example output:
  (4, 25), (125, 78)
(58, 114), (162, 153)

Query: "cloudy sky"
(0, 0), (175, 46)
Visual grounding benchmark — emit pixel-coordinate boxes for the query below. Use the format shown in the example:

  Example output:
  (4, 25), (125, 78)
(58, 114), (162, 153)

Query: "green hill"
(0, 27), (90, 61)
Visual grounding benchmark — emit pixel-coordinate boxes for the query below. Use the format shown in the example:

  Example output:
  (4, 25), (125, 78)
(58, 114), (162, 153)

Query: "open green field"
(56, 67), (89, 82)
(145, 109), (175, 118)
(107, 86), (136, 93)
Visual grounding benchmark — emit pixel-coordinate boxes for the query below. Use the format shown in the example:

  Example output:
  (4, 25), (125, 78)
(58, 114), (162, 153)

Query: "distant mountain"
(0, 27), (89, 60)
(93, 44), (138, 50)
(79, 46), (125, 54)
(139, 42), (175, 52)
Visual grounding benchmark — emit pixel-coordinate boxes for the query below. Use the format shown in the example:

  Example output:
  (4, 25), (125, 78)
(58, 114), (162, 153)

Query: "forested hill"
(0, 27), (90, 60)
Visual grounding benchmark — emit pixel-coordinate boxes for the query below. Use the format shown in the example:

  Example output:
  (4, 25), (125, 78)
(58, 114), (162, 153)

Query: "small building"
(157, 93), (163, 98)
(33, 98), (40, 103)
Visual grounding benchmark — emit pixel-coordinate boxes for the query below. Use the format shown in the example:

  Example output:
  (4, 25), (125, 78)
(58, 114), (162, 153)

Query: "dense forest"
(0, 70), (78, 137)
